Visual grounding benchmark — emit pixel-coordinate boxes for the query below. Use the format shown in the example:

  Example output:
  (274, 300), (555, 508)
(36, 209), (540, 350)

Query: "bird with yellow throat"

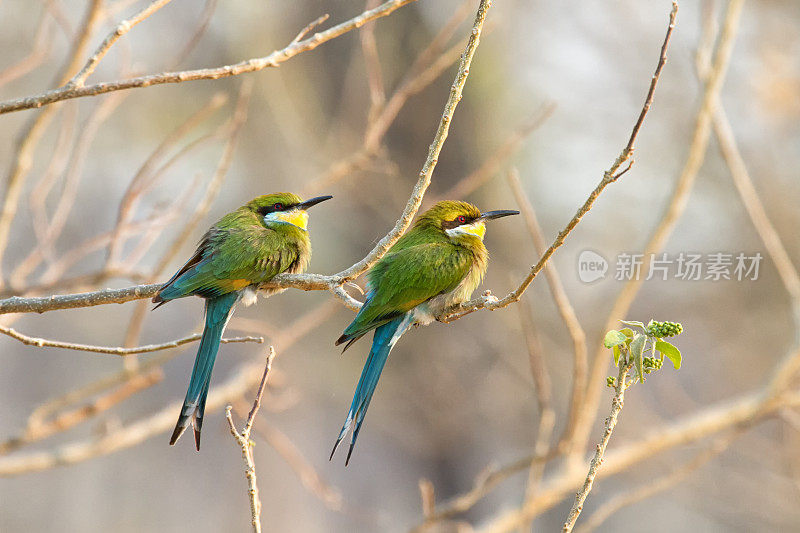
(331, 200), (519, 464)
(153, 192), (332, 449)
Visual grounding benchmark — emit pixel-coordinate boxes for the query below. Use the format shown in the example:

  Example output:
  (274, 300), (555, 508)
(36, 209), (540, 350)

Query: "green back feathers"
(154, 193), (312, 303)
(340, 201), (489, 343)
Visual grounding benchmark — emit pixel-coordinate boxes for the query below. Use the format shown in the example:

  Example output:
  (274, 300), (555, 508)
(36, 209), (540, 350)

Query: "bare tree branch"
(67, 0), (175, 87)
(575, 434), (737, 533)
(0, 0), (420, 115)
(0, 323), (262, 355)
(225, 347), (276, 533)
(573, 0), (745, 460)
(0, 283), (162, 314)
(438, 1), (678, 324)
(0, 0), (495, 317)
(562, 361), (632, 533)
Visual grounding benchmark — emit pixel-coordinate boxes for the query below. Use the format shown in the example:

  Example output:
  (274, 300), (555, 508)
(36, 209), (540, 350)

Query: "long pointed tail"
(170, 292), (238, 450)
(331, 313), (413, 465)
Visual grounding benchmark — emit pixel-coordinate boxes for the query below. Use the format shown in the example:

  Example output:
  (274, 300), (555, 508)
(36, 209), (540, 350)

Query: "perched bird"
(331, 200), (519, 464)
(153, 192), (332, 450)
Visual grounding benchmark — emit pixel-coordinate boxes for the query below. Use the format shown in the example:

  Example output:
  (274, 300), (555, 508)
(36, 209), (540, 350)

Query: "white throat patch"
(445, 220), (486, 240)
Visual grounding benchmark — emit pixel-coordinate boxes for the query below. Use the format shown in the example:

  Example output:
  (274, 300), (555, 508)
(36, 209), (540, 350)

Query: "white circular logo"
(577, 250), (608, 283)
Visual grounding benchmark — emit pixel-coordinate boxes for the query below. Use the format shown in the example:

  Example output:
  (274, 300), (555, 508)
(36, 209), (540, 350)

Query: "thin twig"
(332, 0), (494, 283)
(437, 2), (678, 324)
(0, 0), (494, 317)
(562, 361), (631, 533)
(291, 14), (330, 45)
(225, 347), (276, 533)
(106, 91), (229, 267)
(575, 434), (736, 533)
(31, 91), (130, 276)
(0, 0), (420, 114)
(574, 0), (744, 460)
(0, 324), (262, 355)
(166, 0), (218, 67)
(240, 401), (344, 511)
(67, 0), (175, 87)
(412, 449), (561, 529)
(419, 479), (436, 519)
(152, 84), (251, 276)
(0, 348), (271, 476)
(360, 0), (385, 123)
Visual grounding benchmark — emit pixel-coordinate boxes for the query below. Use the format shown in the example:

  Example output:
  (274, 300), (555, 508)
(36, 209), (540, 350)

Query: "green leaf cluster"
(603, 318), (684, 383)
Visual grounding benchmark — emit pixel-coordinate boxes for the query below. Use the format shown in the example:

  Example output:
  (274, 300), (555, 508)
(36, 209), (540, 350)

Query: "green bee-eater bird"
(153, 192), (332, 450)
(331, 200), (519, 464)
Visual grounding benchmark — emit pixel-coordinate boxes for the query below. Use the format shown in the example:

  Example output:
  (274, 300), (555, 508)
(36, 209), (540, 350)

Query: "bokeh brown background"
(1, 1), (799, 531)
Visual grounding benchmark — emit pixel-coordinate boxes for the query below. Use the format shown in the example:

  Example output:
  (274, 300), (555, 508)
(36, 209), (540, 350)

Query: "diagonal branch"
(67, 0), (175, 87)
(0, 0), (495, 317)
(331, 0), (494, 283)
(0, 0), (420, 115)
(437, 1), (678, 324)
(575, 433), (737, 533)
(573, 0), (745, 460)
(562, 362), (632, 533)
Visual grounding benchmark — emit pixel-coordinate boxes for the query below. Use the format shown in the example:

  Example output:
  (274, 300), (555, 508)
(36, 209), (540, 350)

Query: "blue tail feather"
(170, 292), (238, 450)
(331, 313), (414, 465)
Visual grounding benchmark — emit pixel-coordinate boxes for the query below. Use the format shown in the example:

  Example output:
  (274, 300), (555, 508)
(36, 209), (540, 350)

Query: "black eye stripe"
(442, 215), (477, 229)
(257, 202), (295, 216)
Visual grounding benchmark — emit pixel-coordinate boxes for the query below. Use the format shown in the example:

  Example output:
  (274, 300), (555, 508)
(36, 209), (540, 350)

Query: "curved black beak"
(479, 209), (520, 221)
(297, 195), (333, 209)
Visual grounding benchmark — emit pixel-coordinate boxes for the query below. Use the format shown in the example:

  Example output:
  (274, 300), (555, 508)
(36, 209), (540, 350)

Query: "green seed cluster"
(646, 321), (683, 338)
(606, 376), (617, 388)
(643, 357), (663, 374)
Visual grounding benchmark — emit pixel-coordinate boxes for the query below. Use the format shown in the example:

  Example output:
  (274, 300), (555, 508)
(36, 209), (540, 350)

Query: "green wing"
(339, 242), (472, 343)
(155, 226), (302, 302)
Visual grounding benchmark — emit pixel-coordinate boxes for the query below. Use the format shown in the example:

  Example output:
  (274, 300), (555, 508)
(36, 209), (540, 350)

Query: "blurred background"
(0, 0), (799, 531)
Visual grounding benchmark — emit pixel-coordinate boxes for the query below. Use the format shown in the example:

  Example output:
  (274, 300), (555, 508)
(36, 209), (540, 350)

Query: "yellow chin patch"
(463, 221), (486, 239)
(275, 209), (309, 229)
(446, 220), (486, 240)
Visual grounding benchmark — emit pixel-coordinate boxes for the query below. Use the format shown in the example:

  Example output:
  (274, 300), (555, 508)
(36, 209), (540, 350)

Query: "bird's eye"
(457, 215), (467, 224)
(273, 203), (284, 211)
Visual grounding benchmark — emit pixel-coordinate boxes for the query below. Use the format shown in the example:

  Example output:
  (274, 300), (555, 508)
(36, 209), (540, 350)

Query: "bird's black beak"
(479, 209), (520, 220)
(297, 195), (333, 209)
